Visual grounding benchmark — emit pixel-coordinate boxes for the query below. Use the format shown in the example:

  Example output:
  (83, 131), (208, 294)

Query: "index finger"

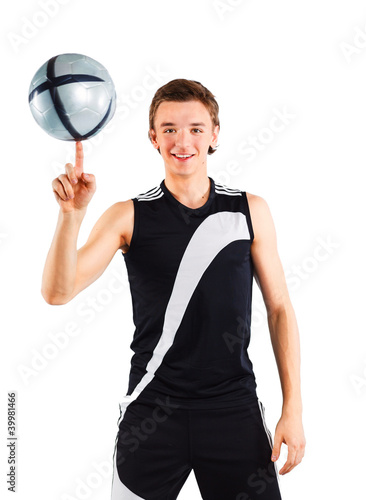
(74, 141), (84, 177)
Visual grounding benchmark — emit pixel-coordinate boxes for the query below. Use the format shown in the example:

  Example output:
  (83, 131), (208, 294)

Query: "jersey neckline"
(160, 176), (216, 216)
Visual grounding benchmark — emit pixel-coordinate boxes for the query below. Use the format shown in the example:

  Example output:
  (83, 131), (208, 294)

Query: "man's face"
(149, 100), (219, 176)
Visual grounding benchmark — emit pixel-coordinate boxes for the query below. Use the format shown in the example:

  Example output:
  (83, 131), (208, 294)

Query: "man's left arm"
(247, 193), (306, 475)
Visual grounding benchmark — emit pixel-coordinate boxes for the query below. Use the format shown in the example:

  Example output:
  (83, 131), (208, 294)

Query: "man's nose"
(175, 129), (191, 148)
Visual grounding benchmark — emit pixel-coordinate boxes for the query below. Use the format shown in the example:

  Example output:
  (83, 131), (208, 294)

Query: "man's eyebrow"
(159, 122), (207, 128)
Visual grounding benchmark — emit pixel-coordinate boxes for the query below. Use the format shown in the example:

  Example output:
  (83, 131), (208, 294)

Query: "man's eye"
(193, 129), (202, 133)
(164, 129), (174, 133)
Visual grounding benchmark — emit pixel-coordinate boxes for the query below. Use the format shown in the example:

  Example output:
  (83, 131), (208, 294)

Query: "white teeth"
(174, 154), (193, 158)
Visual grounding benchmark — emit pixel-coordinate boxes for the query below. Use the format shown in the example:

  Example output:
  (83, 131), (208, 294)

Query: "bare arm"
(63, 200), (132, 303)
(247, 193), (306, 475)
(41, 142), (132, 305)
(41, 201), (131, 304)
(41, 208), (86, 303)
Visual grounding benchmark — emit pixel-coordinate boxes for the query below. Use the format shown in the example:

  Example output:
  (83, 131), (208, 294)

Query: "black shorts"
(111, 397), (282, 500)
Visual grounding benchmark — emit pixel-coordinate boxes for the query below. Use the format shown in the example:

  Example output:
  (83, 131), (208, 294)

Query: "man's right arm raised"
(41, 142), (132, 305)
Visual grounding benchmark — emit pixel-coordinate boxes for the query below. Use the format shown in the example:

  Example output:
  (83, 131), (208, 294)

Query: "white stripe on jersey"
(117, 211), (251, 422)
(215, 185), (242, 196)
(214, 182), (241, 192)
(137, 187), (164, 201)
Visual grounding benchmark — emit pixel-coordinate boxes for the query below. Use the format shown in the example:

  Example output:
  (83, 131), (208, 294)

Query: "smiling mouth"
(172, 154), (195, 159)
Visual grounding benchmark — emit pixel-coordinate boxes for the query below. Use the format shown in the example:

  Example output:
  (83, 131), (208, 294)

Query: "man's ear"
(149, 128), (159, 149)
(211, 125), (220, 148)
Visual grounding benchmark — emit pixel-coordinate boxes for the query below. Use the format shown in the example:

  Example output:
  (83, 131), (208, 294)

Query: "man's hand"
(51, 141), (96, 214)
(271, 412), (306, 474)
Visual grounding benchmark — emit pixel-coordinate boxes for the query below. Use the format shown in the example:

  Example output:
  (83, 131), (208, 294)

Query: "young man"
(42, 79), (305, 500)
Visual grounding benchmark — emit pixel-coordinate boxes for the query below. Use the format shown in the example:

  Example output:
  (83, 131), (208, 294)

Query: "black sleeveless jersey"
(119, 176), (258, 414)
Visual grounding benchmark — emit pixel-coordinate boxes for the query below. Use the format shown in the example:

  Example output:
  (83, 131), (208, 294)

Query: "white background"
(1, 0), (366, 499)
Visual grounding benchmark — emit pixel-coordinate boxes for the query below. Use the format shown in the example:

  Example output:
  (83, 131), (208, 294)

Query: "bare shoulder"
(246, 192), (269, 212)
(245, 192), (275, 242)
(109, 199), (134, 215)
(100, 199), (134, 252)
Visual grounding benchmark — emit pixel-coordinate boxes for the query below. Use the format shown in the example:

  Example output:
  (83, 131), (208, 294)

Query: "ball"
(28, 53), (117, 141)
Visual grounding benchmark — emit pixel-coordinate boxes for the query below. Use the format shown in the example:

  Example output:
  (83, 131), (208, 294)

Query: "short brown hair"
(148, 79), (220, 155)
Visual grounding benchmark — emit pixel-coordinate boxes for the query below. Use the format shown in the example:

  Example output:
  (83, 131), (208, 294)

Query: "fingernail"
(271, 455), (277, 461)
(84, 173), (90, 179)
(71, 178), (77, 184)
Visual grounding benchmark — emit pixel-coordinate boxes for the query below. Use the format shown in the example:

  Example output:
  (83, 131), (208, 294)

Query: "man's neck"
(163, 172), (211, 210)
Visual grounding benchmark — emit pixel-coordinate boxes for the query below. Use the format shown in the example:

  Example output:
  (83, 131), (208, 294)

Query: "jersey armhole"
(122, 197), (140, 259)
(241, 191), (255, 242)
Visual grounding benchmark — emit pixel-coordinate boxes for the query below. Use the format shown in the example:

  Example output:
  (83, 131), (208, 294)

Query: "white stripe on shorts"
(110, 433), (146, 499)
(257, 399), (280, 482)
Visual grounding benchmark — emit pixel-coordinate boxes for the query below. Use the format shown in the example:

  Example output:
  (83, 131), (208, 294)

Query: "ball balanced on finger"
(28, 53), (117, 141)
